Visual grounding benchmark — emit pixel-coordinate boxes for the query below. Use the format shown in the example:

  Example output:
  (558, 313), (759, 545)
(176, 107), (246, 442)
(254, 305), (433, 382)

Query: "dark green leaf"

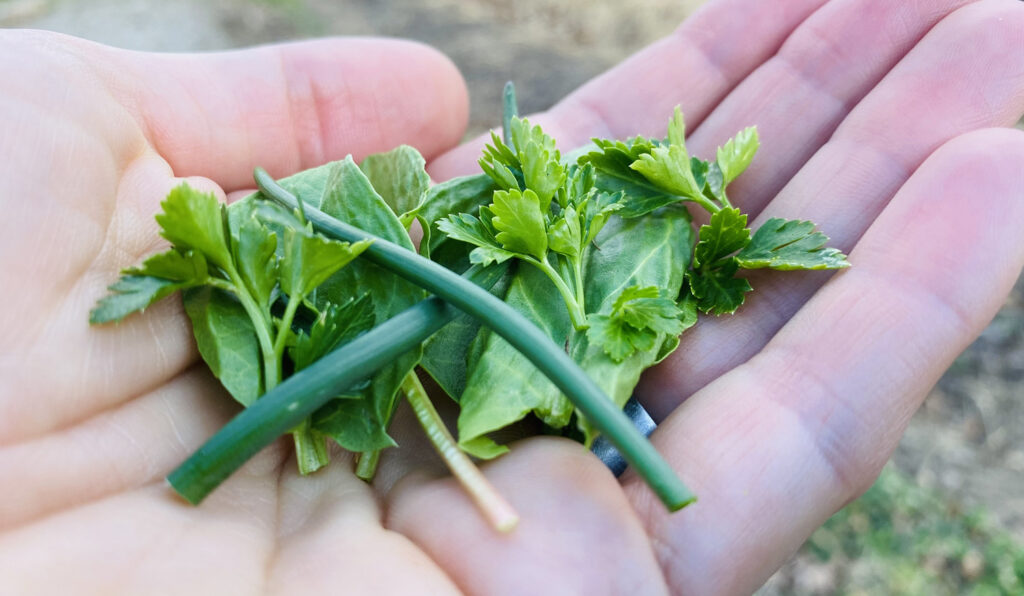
(290, 295), (375, 371)
(417, 173), (496, 257)
(688, 259), (753, 315)
(736, 218), (850, 270)
(89, 275), (182, 324)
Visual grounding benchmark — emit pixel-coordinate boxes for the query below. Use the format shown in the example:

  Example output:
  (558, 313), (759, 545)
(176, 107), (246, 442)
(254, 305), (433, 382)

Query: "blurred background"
(3, 0), (1022, 593)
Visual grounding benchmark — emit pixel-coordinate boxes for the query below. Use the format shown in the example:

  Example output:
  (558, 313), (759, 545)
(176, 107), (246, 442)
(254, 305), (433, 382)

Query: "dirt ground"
(5, 0), (1023, 592)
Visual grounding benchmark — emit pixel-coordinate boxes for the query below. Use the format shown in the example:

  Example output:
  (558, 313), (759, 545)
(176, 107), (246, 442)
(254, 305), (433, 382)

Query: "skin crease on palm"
(1, 0), (1023, 593)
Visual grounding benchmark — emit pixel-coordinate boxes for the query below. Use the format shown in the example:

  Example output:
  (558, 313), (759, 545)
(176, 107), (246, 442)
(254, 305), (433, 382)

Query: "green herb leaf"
(688, 259), (753, 315)
(436, 212), (517, 266)
(359, 145), (431, 227)
(736, 218), (850, 270)
(290, 295), (375, 372)
(693, 207), (751, 267)
(308, 158), (426, 454)
(417, 173), (496, 257)
(279, 227), (371, 300)
(89, 275), (182, 324)
(629, 108), (703, 201)
(717, 126), (759, 186)
(183, 286), (263, 406)
(234, 216), (278, 311)
(489, 188), (548, 261)
(155, 184), (232, 269)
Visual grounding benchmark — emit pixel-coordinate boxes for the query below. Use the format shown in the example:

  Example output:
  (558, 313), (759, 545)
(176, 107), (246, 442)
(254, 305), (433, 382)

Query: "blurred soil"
(5, 0), (1023, 592)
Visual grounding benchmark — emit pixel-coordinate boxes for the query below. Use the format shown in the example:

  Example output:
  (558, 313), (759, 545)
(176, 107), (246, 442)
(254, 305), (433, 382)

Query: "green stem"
(255, 168), (694, 511)
(355, 450), (381, 480)
(502, 81), (518, 146)
(216, 270), (278, 395)
(530, 257), (588, 330)
(273, 292), (303, 364)
(402, 371), (518, 532)
(167, 263), (509, 504)
(571, 257), (587, 315)
(689, 193), (722, 215)
(292, 421), (329, 475)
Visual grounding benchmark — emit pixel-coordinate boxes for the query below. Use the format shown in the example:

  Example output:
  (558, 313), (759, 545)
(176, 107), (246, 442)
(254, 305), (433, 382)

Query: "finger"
(268, 446), (461, 595)
(684, 0), (974, 217)
(639, 0), (1024, 417)
(625, 128), (1024, 595)
(386, 438), (669, 595)
(100, 37), (468, 191)
(427, 0), (829, 179)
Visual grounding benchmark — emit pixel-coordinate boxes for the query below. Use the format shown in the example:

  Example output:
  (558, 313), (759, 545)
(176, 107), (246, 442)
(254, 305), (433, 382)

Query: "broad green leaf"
(417, 173), (496, 256)
(183, 286), (263, 406)
(308, 158), (426, 453)
(290, 295), (375, 371)
(89, 275), (182, 324)
(570, 209), (692, 441)
(457, 264), (573, 454)
(279, 227), (371, 300)
(688, 260), (753, 315)
(420, 260), (514, 402)
(736, 218), (850, 270)
(234, 216), (277, 311)
(359, 145), (431, 225)
(717, 126), (759, 185)
(490, 188), (548, 260)
(693, 207), (751, 267)
(155, 184), (232, 269)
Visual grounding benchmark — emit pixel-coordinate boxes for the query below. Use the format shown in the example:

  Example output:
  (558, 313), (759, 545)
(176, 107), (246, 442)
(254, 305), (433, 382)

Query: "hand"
(1, 2), (1022, 596)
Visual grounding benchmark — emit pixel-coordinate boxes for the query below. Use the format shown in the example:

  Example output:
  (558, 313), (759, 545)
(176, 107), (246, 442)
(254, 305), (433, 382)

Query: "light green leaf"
(417, 173), (496, 256)
(155, 184), (232, 269)
(127, 249), (209, 283)
(547, 206), (582, 259)
(630, 143), (703, 200)
(489, 188), (548, 261)
(359, 145), (431, 225)
(717, 126), (759, 186)
(693, 207), (751, 267)
(183, 286), (262, 406)
(234, 216), (277, 311)
(736, 218), (850, 270)
(279, 227), (371, 300)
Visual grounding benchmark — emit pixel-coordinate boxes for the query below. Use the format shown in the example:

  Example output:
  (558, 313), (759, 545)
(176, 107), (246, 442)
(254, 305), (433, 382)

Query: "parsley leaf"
(586, 286), (687, 362)
(688, 260), (753, 315)
(155, 184), (232, 269)
(736, 218), (850, 270)
(629, 108), (703, 201)
(693, 207), (751, 267)
(717, 126), (759, 186)
(279, 227), (372, 300)
(490, 188), (548, 261)
(290, 295), (375, 372)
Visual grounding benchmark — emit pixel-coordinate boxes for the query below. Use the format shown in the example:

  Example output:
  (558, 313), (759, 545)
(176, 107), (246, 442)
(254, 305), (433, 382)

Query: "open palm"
(3, 1), (1024, 594)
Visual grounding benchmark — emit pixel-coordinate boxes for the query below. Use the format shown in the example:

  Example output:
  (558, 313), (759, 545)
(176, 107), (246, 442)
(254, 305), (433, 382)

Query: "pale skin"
(1, 0), (1023, 593)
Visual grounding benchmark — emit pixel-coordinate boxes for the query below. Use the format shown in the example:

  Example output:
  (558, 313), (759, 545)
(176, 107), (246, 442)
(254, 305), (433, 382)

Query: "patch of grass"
(806, 466), (1024, 595)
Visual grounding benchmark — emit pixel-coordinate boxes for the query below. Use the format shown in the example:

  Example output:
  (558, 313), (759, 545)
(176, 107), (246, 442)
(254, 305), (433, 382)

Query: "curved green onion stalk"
(255, 168), (695, 511)
(168, 264), (506, 505)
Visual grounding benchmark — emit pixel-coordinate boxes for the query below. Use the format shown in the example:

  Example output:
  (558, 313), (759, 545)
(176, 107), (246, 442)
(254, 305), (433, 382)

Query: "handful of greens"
(91, 87), (848, 531)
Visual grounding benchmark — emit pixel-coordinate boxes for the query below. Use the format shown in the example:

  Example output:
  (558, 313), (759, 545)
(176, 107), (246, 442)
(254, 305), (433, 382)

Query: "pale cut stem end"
(402, 371), (519, 533)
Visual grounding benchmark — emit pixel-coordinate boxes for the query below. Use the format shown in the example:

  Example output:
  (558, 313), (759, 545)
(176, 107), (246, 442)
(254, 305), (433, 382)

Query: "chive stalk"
(254, 168), (695, 511)
(167, 264), (506, 504)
